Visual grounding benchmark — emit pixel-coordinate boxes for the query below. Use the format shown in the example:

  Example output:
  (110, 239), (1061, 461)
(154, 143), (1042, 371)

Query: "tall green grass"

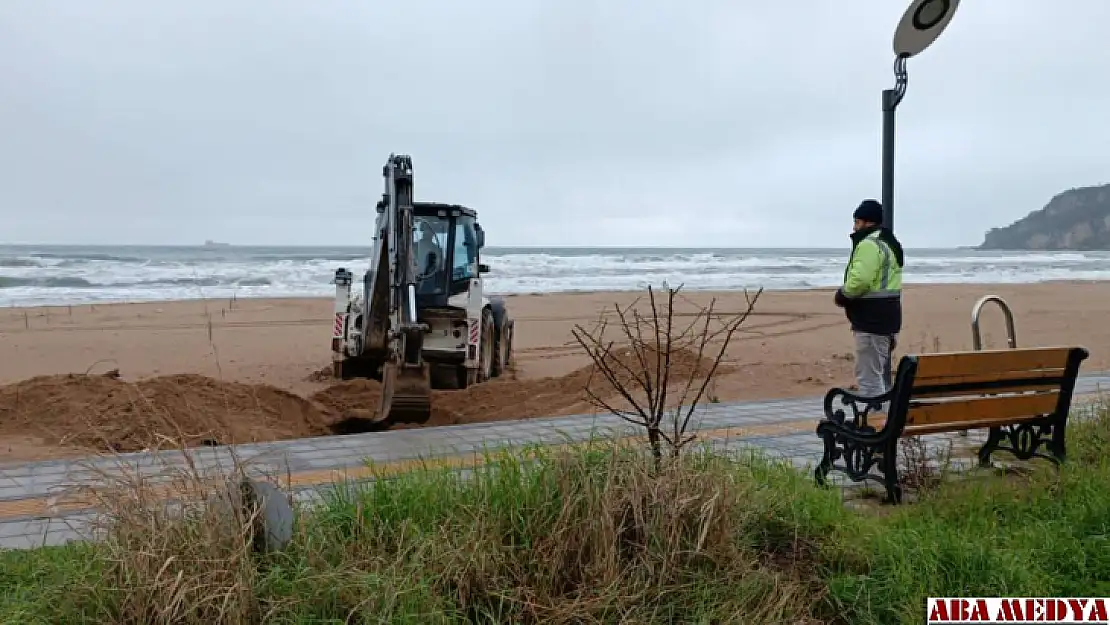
(2, 407), (1109, 624)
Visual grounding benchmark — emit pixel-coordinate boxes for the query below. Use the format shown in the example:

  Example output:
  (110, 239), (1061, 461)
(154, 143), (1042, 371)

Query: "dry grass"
(898, 435), (955, 493)
(61, 442), (280, 624)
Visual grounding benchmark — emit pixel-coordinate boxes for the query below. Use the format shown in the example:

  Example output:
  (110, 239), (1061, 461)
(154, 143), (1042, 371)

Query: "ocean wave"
(0, 276), (95, 288)
(1, 245), (1108, 307)
(0, 259), (43, 268)
(0, 275), (273, 290)
(29, 252), (147, 262)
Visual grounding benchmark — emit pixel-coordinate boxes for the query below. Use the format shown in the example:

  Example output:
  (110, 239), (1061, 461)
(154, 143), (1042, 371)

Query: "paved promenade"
(2, 372), (1108, 550)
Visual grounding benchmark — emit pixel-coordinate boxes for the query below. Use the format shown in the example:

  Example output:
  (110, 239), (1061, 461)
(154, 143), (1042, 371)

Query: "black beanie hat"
(853, 199), (883, 224)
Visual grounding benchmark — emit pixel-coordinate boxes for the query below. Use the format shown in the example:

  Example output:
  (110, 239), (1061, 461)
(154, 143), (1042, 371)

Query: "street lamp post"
(883, 0), (961, 233)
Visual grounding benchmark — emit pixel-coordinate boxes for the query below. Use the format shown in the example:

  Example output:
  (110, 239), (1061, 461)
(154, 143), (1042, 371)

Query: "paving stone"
(0, 512), (101, 547)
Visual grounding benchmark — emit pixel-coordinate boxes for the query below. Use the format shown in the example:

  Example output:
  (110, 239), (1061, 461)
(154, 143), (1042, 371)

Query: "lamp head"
(893, 0), (961, 58)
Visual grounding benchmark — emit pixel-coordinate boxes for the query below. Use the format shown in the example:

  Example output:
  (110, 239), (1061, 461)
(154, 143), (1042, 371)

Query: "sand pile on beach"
(0, 372), (333, 452)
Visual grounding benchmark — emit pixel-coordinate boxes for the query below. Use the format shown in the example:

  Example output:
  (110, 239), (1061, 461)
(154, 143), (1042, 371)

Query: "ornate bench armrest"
(822, 387), (893, 429)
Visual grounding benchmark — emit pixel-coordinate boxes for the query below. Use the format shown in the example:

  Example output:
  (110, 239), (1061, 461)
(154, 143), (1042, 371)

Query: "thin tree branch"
(571, 283), (763, 462)
(675, 288), (763, 441)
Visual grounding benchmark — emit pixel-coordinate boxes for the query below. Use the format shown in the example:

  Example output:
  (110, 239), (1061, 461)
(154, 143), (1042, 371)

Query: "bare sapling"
(571, 284), (762, 463)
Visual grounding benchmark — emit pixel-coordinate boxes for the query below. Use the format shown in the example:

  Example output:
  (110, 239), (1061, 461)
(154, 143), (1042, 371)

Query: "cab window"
(452, 216), (478, 282)
(413, 217), (447, 294)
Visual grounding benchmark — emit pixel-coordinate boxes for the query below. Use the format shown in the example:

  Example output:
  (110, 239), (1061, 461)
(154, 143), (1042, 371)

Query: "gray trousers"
(853, 331), (898, 410)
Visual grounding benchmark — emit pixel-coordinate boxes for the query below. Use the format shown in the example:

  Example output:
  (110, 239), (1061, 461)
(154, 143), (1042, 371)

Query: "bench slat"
(909, 381), (1063, 400)
(905, 391), (1059, 428)
(912, 367), (1065, 388)
(866, 412), (1052, 436)
(903, 415), (1050, 436)
(913, 347), (1072, 379)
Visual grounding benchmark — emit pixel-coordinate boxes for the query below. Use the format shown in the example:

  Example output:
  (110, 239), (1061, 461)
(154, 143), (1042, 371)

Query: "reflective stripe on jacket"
(840, 228), (902, 335)
(842, 229), (902, 299)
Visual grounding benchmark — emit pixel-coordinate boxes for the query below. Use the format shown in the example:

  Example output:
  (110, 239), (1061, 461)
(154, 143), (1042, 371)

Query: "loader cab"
(412, 202), (485, 308)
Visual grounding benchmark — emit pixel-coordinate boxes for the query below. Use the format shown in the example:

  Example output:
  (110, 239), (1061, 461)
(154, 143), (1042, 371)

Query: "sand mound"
(596, 343), (727, 386)
(308, 344), (727, 427)
(0, 373), (333, 453)
(454, 343), (728, 421)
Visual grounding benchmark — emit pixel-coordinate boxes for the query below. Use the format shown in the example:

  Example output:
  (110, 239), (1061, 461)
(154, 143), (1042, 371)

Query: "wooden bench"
(813, 346), (1089, 504)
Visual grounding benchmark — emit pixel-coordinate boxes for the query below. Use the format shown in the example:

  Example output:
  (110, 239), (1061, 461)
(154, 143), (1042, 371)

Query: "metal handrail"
(962, 295), (1018, 438)
(971, 295), (1017, 351)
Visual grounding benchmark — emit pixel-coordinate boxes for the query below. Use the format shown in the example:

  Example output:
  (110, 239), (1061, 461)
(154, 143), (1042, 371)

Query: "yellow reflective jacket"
(837, 227), (903, 335)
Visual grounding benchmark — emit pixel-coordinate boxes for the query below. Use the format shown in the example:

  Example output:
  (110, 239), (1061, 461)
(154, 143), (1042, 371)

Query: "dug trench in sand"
(0, 282), (1109, 462)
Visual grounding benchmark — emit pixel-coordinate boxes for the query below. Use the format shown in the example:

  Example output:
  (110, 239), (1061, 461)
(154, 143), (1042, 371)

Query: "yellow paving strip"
(0, 418), (819, 521)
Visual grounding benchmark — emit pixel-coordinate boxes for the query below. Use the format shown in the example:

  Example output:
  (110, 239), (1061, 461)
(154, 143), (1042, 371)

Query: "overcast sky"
(1, 1), (1108, 248)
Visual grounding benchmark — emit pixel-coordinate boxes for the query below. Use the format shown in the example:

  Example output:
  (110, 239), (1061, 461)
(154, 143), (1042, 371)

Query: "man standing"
(834, 199), (904, 407)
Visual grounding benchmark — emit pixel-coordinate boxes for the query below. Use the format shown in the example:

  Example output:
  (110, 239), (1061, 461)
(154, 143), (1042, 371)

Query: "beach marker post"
(883, 0), (961, 233)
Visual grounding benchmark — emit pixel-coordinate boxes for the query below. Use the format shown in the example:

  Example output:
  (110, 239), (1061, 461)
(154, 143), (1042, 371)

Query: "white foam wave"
(1, 246), (1109, 307)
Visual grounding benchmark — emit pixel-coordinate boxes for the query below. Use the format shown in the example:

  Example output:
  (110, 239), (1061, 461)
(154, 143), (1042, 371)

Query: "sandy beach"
(1, 281), (1107, 462)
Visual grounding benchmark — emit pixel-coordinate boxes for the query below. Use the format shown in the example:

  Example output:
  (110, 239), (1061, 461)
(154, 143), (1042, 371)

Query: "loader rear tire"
(478, 307), (495, 383)
(491, 319), (513, 378)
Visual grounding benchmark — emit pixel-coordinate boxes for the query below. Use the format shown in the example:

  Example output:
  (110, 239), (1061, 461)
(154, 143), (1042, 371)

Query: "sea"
(1, 244), (1108, 308)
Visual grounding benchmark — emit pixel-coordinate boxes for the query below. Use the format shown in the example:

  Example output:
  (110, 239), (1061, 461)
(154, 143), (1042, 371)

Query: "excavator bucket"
(379, 361), (432, 424)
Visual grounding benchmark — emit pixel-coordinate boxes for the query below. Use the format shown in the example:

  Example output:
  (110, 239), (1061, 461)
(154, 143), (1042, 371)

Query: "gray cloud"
(1, 0), (1109, 248)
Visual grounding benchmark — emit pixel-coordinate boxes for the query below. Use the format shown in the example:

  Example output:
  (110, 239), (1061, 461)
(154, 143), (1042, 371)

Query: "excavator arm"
(346, 154), (432, 425)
